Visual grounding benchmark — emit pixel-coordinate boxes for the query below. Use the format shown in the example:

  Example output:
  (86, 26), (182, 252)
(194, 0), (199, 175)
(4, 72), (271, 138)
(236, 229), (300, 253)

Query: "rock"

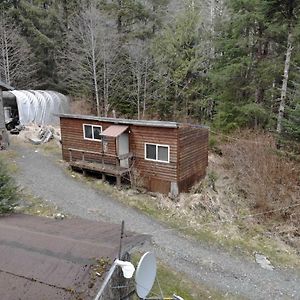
(254, 253), (274, 270)
(54, 213), (65, 220)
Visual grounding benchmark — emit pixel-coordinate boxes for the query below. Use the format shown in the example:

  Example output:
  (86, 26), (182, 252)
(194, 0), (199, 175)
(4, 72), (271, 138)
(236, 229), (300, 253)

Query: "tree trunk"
(210, 0), (215, 59)
(92, 52), (100, 116)
(137, 75), (141, 120)
(103, 58), (108, 117)
(90, 20), (100, 116)
(4, 28), (10, 84)
(1, 34), (5, 82)
(117, 0), (123, 33)
(277, 31), (293, 134)
(142, 58), (148, 119)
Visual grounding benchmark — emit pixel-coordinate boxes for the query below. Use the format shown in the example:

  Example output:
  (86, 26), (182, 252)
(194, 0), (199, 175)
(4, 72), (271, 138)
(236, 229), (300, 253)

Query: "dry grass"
(70, 97), (93, 115)
(220, 130), (300, 248)
(221, 131), (299, 220)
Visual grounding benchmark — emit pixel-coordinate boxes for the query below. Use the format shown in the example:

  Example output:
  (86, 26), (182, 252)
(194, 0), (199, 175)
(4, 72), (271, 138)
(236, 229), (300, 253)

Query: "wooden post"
(116, 175), (121, 187)
(116, 156), (120, 170)
(0, 87), (9, 150)
(82, 151), (85, 161)
(69, 149), (73, 162)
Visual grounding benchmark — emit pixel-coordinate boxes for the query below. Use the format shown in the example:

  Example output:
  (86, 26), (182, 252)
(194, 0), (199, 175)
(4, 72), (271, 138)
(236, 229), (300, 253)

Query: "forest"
(0, 0), (299, 143)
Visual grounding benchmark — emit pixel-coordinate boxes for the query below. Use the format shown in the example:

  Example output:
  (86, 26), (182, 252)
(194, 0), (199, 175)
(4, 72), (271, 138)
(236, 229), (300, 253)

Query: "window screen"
(158, 146), (169, 162)
(146, 144), (156, 160)
(84, 125), (93, 139)
(93, 126), (102, 140)
(145, 143), (169, 163)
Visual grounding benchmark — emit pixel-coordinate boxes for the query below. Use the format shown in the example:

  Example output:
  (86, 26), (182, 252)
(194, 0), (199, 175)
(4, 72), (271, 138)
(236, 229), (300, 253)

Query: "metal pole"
(94, 261), (118, 300)
(118, 220), (125, 259)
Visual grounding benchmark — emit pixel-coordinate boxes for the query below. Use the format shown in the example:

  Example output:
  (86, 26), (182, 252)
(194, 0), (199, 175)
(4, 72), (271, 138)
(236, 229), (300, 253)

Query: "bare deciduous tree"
(0, 15), (38, 88)
(277, 31), (293, 134)
(60, 2), (103, 116)
(126, 41), (153, 119)
(59, 2), (120, 116)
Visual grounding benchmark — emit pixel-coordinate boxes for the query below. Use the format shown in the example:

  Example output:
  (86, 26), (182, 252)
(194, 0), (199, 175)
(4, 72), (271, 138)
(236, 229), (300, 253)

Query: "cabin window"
(83, 124), (102, 141)
(145, 143), (170, 163)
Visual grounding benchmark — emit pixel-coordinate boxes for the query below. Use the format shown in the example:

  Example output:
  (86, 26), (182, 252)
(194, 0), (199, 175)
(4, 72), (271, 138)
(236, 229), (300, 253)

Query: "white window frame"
(83, 124), (102, 141)
(144, 143), (170, 163)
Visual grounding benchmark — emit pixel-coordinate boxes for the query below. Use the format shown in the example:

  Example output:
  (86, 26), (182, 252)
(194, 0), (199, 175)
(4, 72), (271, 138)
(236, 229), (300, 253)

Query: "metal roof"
(0, 214), (148, 300)
(101, 125), (128, 137)
(0, 80), (14, 91)
(59, 114), (180, 128)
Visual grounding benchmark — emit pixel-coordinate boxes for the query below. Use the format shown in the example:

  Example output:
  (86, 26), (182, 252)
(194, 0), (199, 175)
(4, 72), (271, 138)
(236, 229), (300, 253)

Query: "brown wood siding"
(60, 118), (179, 192)
(60, 118), (117, 164)
(178, 126), (208, 191)
(129, 125), (178, 193)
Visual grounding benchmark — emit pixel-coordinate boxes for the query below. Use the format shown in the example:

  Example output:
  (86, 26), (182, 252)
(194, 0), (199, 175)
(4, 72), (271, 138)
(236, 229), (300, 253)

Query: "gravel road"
(12, 144), (300, 300)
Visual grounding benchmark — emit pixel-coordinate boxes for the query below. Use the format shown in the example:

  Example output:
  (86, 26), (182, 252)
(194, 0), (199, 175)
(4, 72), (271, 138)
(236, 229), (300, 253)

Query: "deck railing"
(68, 147), (132, 170)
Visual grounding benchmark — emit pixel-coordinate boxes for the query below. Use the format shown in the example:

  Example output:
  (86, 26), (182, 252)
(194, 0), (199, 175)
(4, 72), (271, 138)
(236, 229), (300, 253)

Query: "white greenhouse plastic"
(10, 90), (69, 125)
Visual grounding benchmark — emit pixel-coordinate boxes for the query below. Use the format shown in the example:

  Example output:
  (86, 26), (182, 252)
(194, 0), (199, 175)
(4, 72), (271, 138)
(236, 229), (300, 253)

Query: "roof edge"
(58, 114), (180, 128)
(58, 114), (209, 129)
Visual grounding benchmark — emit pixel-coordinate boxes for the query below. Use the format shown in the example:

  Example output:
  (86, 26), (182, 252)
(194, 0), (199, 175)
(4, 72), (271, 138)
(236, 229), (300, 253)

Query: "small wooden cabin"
(59, 114), (208, 195)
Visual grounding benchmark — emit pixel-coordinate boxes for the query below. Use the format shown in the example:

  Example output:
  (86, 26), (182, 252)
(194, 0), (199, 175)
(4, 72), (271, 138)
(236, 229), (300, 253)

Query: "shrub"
(221, 131), (300, 227)
(214, 102), (270, 132)
(0, 160), (18, 214)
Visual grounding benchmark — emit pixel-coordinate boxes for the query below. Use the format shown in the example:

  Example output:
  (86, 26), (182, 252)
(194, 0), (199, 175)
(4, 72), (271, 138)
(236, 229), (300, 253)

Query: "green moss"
(0, 150), (19, 173)
(16, 190), (61, 217)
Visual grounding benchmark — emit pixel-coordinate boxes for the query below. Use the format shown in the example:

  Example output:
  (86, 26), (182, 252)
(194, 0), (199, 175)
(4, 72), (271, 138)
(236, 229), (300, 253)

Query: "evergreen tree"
(6, 0), (65, 89)
(0, 161), (18, 214)
(211, 0), (280, 130)
(151, 3), (209, 121)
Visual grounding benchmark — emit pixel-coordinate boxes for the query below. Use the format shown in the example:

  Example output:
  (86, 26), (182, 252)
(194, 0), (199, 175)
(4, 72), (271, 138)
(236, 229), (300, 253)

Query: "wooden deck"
(69, 160), (129, 176)
(68, 148), (132, 186)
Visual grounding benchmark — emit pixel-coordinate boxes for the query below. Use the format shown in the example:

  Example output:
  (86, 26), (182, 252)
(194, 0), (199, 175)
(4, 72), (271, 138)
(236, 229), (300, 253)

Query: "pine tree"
(263, 0), (300, 134)
(151, 3), (208, 120)
(6, 0), (65, 89)
(212, 0), (282, 130)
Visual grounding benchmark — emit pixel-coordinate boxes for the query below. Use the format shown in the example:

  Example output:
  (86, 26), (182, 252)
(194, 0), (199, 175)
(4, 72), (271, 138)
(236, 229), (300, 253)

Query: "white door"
(118, 133), (129, 168)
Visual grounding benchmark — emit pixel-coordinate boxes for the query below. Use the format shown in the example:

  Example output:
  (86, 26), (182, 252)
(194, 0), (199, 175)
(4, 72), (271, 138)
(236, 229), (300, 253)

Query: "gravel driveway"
(12, 144), (300, 300)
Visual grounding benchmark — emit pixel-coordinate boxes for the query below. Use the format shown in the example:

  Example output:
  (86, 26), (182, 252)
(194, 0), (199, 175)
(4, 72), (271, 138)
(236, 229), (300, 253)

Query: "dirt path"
(12, 144), (300, 300)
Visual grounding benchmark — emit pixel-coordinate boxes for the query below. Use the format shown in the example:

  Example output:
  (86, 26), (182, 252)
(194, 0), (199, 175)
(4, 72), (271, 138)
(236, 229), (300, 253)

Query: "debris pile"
(8, 124), (61, 145)
(27, 127), (54, 145)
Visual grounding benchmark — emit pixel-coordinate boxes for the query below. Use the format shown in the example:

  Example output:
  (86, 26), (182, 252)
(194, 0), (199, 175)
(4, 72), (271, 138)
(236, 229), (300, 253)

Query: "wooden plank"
(178, 127), (208, 182)
(69, 161), (129, 176)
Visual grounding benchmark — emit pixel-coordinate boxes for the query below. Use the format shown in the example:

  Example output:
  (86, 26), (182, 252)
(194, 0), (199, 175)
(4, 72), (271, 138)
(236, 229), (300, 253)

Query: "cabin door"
(118, 133), (129, 168)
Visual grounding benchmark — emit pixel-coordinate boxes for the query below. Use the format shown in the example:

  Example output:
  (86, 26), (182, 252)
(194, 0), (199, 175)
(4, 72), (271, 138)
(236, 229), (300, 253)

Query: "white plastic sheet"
(10, 90), (69, 125)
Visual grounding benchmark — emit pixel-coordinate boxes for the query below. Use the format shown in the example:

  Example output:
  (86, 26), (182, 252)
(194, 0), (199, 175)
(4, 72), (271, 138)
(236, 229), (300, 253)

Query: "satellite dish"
(135, 252), (157, 299)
